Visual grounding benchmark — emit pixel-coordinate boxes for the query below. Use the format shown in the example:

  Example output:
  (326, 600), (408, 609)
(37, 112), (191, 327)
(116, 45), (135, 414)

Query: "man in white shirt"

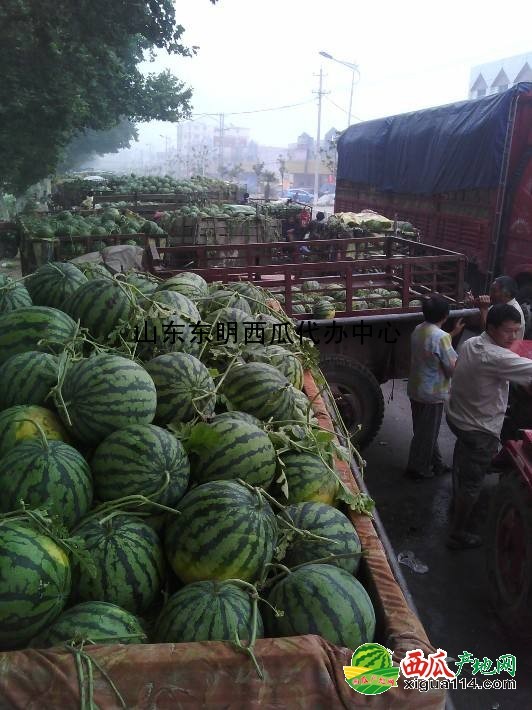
(478, 275), (526, 340)
(446, 303), (532, 550)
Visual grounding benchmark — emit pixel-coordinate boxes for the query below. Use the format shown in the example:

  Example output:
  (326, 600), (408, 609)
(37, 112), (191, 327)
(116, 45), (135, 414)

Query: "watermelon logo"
(343, 643), (400, 695)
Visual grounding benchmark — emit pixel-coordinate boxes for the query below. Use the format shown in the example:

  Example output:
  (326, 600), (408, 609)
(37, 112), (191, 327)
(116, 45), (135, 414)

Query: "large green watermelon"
(165, 480), (278, 584)
(0, 307), (78, 366)
(154, 581), (263, 643)
(188, 417), (276, 488)
(56, 354), (157, 446)
(0, 437), (93, 529)
(157, 272), (208, 300)
(31, 601), (147, 648)
(0, 404), (68, 459)
(226, 281), (269, 314)
(0, 351), (59, 409)
(282, 502), (362, 574)
(279, 451), (339, 506)
(91, 424), (190, 506)
(73, 514), (165, 614)
(222, 362), (299, 422)
(198, 290), (252, 318)
(246, 345), (304, 390)
(0, 274), (32, 314)
(0, 521), (71, 649)
(116, 271), (158, 307)
(26, 262), (87, 310)
(145, 352), (216, 425)
(265, 563), (376, 649)
(67, 278), (135, 341)
(150, 289), (200, 322)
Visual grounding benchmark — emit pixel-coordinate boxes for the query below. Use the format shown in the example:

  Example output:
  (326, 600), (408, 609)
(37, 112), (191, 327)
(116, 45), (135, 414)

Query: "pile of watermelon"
(0, 263), (376, 660)
(18, 208), (161, 259)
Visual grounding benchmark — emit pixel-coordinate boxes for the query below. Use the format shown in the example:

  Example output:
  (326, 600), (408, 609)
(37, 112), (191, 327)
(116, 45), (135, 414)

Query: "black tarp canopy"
(336, 82), (532, 195)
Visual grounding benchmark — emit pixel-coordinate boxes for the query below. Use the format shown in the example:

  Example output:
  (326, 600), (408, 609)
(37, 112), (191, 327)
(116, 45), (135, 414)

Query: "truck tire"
(486, 470), (532, 640)
(320, 355), (384, 449)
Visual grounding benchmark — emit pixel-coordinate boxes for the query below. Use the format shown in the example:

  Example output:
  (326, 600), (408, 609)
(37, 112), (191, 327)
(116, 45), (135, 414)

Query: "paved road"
(363, 378), (530, 709)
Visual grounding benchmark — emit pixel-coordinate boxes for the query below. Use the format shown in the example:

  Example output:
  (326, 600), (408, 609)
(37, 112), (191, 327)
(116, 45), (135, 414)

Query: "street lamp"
(319, 51), (360, 127)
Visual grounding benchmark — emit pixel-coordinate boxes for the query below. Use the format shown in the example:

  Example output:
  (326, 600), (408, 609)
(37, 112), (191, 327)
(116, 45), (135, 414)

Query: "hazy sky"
(136, 0), (531, 151)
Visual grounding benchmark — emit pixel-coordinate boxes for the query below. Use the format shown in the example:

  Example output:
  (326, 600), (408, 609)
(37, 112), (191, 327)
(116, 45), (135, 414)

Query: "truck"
(334, 82), (532, 312)
(146, 233), (474, 448)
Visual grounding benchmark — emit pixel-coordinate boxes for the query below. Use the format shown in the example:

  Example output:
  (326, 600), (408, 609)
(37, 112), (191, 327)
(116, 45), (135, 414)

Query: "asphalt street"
(363, 377), (531, 710)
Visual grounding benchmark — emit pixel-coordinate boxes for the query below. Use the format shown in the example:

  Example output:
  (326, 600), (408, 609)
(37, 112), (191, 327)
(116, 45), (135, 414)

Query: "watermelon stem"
(68, 643), (127, 709)
(289, 551), (363, 572)
(16, 418), (49, 450)
(72, 495), (180, 531)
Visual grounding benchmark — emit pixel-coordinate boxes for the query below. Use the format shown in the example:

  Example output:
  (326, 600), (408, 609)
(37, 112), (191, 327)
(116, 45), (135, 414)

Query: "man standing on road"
(472, 275), (526, 340)
(405, 295), (465, 480)
(446, 303), (532, 550)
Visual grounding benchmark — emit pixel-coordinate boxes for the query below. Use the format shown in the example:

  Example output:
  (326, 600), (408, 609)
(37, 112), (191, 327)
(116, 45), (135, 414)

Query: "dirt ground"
(363, 377), (530, 710)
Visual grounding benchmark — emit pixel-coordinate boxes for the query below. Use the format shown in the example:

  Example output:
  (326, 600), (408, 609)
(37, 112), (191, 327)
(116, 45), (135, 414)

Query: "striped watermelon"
(145, 352), (216, 425)
(0, 438), (93, 529)
(0, 405), (68, 459)
(116, 271), (158, 306)
(137, 310), (201, 360)
(56, 354), (157, 446)
(157, 272), (208, 300)
(0, 521), (71, 649)
(313, 299), (336, 320)
(188, 418), (276, 488)
(214, 411), (263, 427)
(91, 424), (190, 507)
(302, 280), (321, 292)
(67, 278), (136, 341)
(279, 451), (339, 506)
(0, 274), (32, 314)
(76, 262), (113, 280)
(73, 514), (165, 614)
(26, 262), (88, 310)
(155, 581), (263, 643)
(226, 282), (269, 314)
(222, 362), (299, 422)
(264, 563), (376, 649)
(246, 345), (304, 390)
(282, 502), (361, 574)
(165, 480), (278, 584)
(0, 307), (78, 365)
(198, 290), (252, 318)
(151, 289), (200, 321)
(205, 306), (255, 345)
(351, 643), (392, 670)
(32, 601), (147, 648)
(0, 351), (58, 409)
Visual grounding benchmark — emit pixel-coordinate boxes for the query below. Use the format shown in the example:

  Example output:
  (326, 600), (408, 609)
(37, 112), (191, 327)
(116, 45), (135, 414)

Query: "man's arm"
(495, 351), (532, 386)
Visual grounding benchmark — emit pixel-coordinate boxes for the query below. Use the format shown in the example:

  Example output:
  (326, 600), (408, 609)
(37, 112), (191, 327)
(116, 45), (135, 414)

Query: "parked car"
(284, 188), (314, 204)
(316, 192), (335, 217)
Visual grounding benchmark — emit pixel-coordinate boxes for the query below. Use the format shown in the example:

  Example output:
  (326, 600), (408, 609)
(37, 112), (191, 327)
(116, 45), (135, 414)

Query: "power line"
(325, 96), (363, 122)
(190, 98), (315, 118)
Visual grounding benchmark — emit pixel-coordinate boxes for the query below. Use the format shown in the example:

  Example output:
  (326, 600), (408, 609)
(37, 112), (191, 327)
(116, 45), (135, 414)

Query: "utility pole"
(313, 67), (326, 211)
(218, 113), (225, 177)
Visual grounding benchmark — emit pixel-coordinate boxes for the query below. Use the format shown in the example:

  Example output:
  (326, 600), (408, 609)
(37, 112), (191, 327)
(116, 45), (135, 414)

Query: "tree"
(262, 171), (277, 200)
(60, 119), (139, 172)
(252, 162), (265, 192)
(320, 131), (340, 177)
(227, 163), (243, 181)
(0, 0), (217, 193)
(277, 154), (287, 196)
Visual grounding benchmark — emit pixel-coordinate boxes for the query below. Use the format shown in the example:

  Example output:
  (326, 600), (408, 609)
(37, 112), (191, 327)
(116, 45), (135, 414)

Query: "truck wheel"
(320, 355), (384, 449)
(486, 470), (532, 639)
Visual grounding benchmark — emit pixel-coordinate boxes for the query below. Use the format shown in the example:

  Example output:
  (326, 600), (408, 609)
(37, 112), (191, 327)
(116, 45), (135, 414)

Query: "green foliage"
(60, 119), (139, 172)
(0, 1), (218, 192)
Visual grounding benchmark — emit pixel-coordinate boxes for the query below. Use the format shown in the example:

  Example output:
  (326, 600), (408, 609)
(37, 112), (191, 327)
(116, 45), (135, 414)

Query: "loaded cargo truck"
(335, 82), (532, 314)
(147, 233), (476, 447)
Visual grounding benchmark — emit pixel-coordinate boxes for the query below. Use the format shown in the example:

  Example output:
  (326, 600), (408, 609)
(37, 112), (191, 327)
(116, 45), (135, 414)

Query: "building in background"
(469, 51), (532, 99)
